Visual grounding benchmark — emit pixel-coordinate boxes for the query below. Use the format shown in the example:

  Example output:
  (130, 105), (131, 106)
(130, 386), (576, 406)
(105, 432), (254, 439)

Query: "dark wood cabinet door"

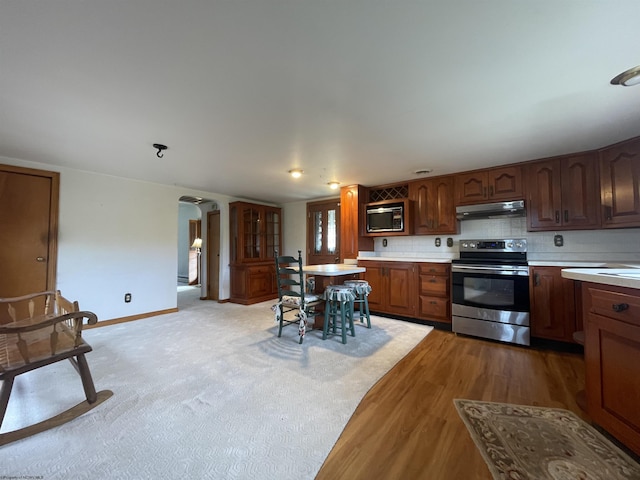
(456, 166), (522, 205)
(455, 172), (487, 205)
(530, 266), (577, 342)
(527, 160), (563, 230)
(386, 263), (416, 316)
(599, 137), (640, 228)
(362, 264), (385, 311)
(487, 166), (523, 201)
(409, 176), (456, 234)
(361, 261), (416, 316)
(561, 152), (600, 229)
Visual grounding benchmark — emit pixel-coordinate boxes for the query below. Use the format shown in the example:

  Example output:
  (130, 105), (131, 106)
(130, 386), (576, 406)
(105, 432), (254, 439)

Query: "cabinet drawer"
(419, 274), (449, 295)
(419, 295), (449, 320)
(419, 263), (450, 275)
(586, 285), (640, 327)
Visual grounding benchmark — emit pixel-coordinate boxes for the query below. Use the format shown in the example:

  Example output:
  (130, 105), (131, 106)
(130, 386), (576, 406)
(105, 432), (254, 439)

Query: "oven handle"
(452, 265), (529, 276)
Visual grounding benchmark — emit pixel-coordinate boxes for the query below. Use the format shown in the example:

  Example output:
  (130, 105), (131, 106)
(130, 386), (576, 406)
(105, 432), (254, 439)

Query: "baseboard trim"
(87, 308), (179, 329)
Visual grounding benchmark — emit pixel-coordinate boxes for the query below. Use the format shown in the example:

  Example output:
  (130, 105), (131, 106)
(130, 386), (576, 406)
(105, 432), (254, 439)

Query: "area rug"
(454, 399), (640, 480)
(0, 289), (432, 479)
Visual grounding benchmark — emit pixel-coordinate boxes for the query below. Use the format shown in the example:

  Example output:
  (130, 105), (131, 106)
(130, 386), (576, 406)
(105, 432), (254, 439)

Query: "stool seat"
(343, 280), (372, 328)
(322, 285), (356, 344)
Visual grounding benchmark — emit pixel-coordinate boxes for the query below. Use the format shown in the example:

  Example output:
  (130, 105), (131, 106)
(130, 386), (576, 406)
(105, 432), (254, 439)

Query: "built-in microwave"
(366, 201), (405, 233)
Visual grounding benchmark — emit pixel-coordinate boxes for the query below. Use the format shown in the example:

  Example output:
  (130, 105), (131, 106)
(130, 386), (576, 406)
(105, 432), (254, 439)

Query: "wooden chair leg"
(76, 354), (98, 404)
(0, 376), (15, 430)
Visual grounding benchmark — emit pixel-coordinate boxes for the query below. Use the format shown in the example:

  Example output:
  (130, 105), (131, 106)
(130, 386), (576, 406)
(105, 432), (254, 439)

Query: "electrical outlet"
(447, 237), (453, 247)
(124, 293), (132, 303)
(554, 234), (564, 247)
(435, 237), (441, 247)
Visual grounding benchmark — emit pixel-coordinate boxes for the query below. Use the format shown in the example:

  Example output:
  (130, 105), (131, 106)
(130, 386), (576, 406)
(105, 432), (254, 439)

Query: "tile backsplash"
(370, 217), (640, 262)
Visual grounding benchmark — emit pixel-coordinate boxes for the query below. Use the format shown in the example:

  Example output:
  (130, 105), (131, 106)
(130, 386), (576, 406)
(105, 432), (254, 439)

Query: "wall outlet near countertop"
(554, 234), (564, 247)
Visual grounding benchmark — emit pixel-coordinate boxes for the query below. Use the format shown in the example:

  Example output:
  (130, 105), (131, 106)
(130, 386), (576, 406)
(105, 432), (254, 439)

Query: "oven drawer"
(452, 315), (530, 346)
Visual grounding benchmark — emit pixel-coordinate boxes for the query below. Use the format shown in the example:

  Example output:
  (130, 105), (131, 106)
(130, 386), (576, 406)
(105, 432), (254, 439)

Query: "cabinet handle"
(612, 303), (629, 312)
(489, 186), (494, 197)
(564, 210), (569, 223)
(534, 273), (540, 286)
(555, 211), (560, 223)
(429, 278), (437, 283)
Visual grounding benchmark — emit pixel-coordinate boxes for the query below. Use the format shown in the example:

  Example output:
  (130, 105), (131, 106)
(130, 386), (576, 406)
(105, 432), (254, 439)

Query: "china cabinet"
(229, 201), (281, 304)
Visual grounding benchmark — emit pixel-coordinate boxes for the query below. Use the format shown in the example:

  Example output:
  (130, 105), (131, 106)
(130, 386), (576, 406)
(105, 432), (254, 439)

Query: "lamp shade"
(191, 238), (202, 249)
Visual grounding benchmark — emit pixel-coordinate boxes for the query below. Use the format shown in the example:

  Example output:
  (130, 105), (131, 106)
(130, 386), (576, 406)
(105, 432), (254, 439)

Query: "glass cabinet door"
(242, 206), (261, 259)
(263, 208), (280, 260)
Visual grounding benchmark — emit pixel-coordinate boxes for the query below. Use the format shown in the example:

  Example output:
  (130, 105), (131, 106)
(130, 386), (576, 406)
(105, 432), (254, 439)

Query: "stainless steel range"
(451, 239), (530, 346)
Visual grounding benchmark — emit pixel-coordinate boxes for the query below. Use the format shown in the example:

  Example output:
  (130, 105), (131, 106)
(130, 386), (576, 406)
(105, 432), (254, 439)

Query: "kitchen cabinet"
(530, 266), (580, 342)
(229, 201), (281, 304)
(527, 152), (600, 231)
(340, 185), (374, 261)
(599, 136), (640, 228)
(581, 282), (640, 456)
(359, 260), (416, 317)
(455, 166), (523, 205)
(417, 263), (450, 323)
(409, 176), (457, 234)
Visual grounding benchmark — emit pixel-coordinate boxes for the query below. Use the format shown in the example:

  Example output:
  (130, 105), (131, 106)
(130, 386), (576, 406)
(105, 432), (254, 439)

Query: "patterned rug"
(454, 399), (640, 480)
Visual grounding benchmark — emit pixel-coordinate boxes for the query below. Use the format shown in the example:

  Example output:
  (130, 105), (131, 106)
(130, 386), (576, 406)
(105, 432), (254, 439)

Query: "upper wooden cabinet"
(409, 175), (457, 234)
(455, 166), (523, 205)
(527, 152), (600, 231)
(599, 136), (640, 228)
(229, 201), (281, 304)
(340, 185), (373, 261)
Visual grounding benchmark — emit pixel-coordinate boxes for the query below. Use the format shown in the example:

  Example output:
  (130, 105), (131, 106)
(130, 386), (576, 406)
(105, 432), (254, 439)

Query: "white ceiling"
(2, 1), (640, 204)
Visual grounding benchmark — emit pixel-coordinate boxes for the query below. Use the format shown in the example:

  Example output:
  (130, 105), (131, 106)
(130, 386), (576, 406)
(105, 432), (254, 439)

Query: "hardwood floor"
(315, 329), (587, 480)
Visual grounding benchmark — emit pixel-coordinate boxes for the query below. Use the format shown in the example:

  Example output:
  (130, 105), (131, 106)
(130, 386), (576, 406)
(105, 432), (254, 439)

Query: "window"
(306, 199), (340, 265)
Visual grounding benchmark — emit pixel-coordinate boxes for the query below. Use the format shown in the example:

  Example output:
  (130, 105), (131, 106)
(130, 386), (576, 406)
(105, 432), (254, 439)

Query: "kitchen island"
(561, 267), (640, 456)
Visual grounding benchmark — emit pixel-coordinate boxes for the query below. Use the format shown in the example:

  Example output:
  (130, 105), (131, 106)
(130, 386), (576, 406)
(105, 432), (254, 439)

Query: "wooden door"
(386, 263), (416, 316)
(487, 166), (523, 201)
(0, 165), (59, 322)
(207, 210), (220, 300)
(307, 199), (340, 265)
(530, 266), (576, 342)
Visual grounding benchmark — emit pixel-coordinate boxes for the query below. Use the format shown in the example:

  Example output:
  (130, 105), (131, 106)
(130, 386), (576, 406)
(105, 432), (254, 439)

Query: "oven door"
(451, 265), (530, 313)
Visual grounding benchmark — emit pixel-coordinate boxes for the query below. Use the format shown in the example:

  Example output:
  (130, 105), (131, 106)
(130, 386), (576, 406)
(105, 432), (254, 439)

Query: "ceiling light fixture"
(288, 169), (303, 178)
(327, 181), (340, 190)
(153, 143), (168, 158)
(610, 65), (640, 86)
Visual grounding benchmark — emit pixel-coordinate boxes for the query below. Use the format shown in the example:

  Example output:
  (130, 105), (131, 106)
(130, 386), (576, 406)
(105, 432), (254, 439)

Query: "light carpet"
(1, 288), (432, 479)
(454, 399), (640, 480)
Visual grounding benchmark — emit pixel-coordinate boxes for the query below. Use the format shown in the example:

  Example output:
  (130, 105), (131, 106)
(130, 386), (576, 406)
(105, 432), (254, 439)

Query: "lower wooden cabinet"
(417, 263), (450, 323)
(229, 263), (277, 305)
(360, 261), (417, 317)
(530, 266), (580, 342)
(581, 282), (640, 456)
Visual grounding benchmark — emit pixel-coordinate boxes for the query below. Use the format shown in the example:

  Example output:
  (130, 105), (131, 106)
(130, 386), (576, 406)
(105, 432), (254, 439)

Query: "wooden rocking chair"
(0, 290), (113, 446)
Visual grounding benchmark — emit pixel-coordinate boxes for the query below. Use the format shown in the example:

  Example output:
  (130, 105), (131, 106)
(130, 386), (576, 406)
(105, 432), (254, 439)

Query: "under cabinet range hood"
(456, 200), (525, 220)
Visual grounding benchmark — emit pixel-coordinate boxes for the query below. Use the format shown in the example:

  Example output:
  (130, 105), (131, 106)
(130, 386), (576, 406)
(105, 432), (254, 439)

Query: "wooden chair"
(0, 290), (112, 446)
(273, 250), (322, 343)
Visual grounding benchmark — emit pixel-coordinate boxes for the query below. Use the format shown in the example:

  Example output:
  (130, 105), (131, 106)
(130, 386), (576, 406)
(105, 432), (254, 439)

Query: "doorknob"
(36, 256), (46, 262)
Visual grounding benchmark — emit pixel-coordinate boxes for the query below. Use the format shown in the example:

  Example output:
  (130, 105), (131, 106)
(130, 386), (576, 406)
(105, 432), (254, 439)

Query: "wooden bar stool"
(343, 280), (372, 328)
(322, 285), (356, 344)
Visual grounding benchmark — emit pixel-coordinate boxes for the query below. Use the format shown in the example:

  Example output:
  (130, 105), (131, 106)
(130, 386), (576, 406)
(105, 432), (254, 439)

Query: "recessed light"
(288, 169), (303, 178)
(327, 181), (340, 189)
(610, 65), (640, 86)
(414, 168), (433, 175)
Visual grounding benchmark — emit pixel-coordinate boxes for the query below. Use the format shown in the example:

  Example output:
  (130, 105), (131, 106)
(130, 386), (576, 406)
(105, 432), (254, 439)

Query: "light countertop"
(561, 268), (640, 289)
(302, 264), (366, 276)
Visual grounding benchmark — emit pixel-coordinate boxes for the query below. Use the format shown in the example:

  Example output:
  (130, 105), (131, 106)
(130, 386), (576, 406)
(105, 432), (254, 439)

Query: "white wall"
(282, 201), (307, 263)
(368, 216), (640, 263)
(2, 156), (234, 322)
